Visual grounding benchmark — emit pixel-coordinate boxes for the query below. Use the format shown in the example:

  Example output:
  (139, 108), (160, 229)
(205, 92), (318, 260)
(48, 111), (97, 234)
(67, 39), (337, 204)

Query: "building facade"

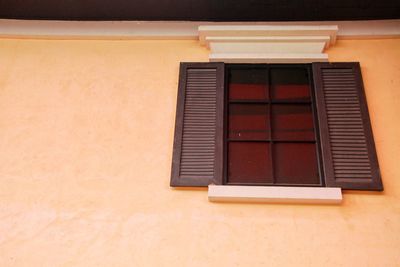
(0, 19), (399, 266)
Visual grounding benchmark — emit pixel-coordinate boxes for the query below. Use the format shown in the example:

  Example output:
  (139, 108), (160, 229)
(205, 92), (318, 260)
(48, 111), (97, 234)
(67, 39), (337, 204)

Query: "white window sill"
(208, 185), (342, 204)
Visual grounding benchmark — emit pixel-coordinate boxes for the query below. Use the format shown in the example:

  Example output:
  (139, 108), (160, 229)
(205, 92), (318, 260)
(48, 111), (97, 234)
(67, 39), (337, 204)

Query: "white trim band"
(0, 19), (399, 40)
(209, 53), (328, 63)
(208, 185), (342, 204)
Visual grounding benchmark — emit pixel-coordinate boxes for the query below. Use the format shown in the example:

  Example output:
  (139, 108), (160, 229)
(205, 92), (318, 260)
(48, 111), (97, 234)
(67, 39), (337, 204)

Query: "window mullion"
(267, 66), (275, 184)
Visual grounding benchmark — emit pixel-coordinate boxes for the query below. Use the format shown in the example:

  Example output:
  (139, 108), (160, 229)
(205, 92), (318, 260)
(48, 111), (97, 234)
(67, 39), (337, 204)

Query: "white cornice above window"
(198, 25), (338, 63)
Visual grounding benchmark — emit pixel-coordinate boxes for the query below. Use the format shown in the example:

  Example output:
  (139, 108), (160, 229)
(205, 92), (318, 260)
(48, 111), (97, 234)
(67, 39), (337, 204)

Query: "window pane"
(274, 143), (319, 185)
(228, 142), (273, 184)
(229, 68), (269, 100)
(272, 104), (315, 141)
(271, 68), (310, 101)
(229, 104), (270, 140)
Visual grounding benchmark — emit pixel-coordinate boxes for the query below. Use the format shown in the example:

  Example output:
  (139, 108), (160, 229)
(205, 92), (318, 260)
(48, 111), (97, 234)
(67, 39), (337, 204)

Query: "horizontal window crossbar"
(228, 100), (312, 104)
(227, 139), (316, 143)
(225, 182), (323, 187)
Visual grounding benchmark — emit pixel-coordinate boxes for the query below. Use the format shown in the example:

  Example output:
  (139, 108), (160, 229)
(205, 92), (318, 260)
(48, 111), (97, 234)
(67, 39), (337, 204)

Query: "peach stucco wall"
(0, 38), (399, 266)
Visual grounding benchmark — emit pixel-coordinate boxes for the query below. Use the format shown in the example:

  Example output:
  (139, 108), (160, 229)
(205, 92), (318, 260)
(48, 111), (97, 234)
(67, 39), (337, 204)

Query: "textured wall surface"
(0, 38), (399, 266)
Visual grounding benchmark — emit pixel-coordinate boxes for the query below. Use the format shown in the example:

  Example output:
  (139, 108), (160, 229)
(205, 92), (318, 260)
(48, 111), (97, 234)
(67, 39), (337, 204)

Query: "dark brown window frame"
(170, 62), (383, 191)
(223, 64), (326, 187)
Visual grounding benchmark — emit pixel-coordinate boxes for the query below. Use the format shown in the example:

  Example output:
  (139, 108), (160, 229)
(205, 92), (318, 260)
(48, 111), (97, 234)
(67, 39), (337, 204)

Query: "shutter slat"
(335, 166), (371, 170)
(313, 62), (383, 190)
(171, 62), (224, 187)
(332, 151), (368, 155)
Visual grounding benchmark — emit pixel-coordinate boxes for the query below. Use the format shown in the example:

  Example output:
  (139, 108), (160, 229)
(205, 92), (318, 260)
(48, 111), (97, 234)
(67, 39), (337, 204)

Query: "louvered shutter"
(313, 62), (383, 190)
(170, 63), (225, 186)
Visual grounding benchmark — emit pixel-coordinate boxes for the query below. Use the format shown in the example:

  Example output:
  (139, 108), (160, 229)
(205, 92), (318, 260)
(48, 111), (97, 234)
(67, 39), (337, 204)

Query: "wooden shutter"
(313, 62), (383, 190)
(170, 63), (225, 187)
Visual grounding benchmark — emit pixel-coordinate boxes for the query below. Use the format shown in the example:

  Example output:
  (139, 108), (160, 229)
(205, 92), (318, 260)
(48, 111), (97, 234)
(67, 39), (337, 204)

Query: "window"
(170, 62), (383, 191)
(226, 65), (321, 186)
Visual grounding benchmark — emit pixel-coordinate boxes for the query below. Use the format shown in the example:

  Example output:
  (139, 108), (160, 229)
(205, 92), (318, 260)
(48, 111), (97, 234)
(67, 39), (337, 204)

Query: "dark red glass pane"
(271, 68), (310, 101)
(274, 143), (319, 185)
(229, 104), (270, 140)
(272, 104), (315, 141)
(228, 142), (272, 184)
(229, 68), (269, 100)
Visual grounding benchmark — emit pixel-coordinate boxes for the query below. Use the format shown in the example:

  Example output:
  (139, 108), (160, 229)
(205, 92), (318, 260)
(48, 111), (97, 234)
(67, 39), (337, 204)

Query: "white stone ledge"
(199, 25), (338, 45)
(205, 36), (332, 48)
(209, 53), (328, 63)
(210, 42), (326, 54)
(200, 25), (336, 62)
(208, 185), (342, 204)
